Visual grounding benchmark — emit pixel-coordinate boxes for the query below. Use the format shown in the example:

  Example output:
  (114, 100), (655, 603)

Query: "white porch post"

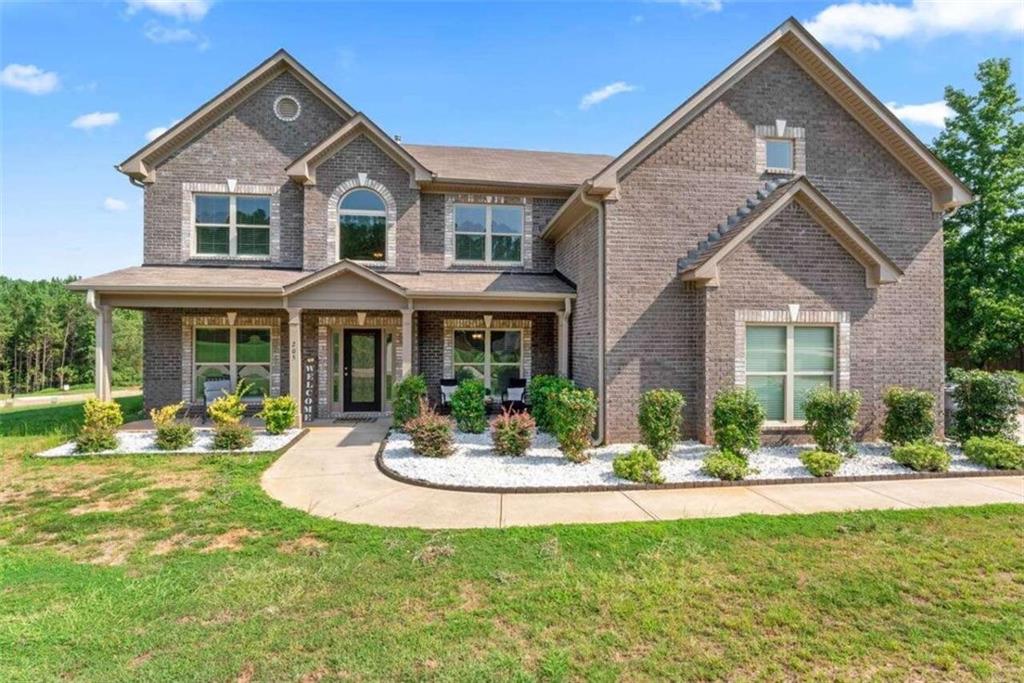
(87, 290), (113, 401)
(557, 297), (572, 377)
(287, 307), (303, 427)
(401, 306), (414, 380)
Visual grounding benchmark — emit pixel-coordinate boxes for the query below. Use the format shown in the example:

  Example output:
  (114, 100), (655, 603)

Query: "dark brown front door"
(343, 329), (381, 412)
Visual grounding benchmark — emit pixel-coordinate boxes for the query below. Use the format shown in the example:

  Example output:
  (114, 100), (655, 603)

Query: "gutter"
(579, 185), (606, 445)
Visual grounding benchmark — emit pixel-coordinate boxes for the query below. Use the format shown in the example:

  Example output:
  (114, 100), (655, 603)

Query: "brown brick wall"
(553, 212), (600, 392)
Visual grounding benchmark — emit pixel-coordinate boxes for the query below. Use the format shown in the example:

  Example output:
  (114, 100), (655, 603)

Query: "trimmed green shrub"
(882, 387), (935, 445)
(891, 441), (950, 472)
(212, 422), (254, 451)
(258, 395), (297, 434)
(638, 388), (685, 460)
(490, 407), (535, 456)
(549, 387), (598, 463)
(405, 400), (455, 458)
(712, 388), (764, 454)
(963, 436), (1024, 470)
(451, 379), (487, 433)
(155, 422), (195, 450)
(83, 397), (123, 431)
(613, 446), (665, 484)
(207, 381), (249, 426)
(948, 369), (1021, 442)
(75, 425), (118, 453)
(800, 450), (842, 477)
(149, 401), (184, 429)
(802, 387), (861, 456)
(702, 450), (756, 481)
(527, 375), (575, 433)
(393, 374), (427, 429)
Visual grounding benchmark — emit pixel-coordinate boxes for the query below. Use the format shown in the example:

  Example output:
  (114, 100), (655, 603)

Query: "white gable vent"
(274, 95), (301, 122)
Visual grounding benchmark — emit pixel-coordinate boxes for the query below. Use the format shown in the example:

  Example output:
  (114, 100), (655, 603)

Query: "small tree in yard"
(392, 375), (427, 429)
(549, 387), (597, 463)
(948, 369), (1021, 442)
(882, 387), (935, 445)
(802, 387), (861, 457)
(638, 389), (685, 460)
(451, 379), (487, 433)
(711, 388), (764, 455)
(527, 375), (575, 433)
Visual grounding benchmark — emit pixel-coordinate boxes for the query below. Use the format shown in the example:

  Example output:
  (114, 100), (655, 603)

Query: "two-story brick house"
(72, 19), (971, 442)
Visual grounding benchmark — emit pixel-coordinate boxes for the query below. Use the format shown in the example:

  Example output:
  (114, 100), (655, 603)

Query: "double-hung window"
(746, 325), (835, 423)
(454, 204), (523, 264)
(452, 329), (522, 393)
(194, 194), (271, 257)
(194, 327), (271, 398)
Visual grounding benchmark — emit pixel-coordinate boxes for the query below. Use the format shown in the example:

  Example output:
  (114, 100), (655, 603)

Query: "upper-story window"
(765, 139), (794, 170)
(339, 189), (387, 262)
(454, 204), (523, 264)
(194, 194), (270, 257)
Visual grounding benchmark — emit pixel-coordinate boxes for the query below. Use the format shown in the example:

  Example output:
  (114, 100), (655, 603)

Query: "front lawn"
(1, 402), (1022, 680)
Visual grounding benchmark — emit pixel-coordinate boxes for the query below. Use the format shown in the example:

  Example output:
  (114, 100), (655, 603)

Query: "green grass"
(1, 402), (1022, 680)
(5, 383), (140, 398)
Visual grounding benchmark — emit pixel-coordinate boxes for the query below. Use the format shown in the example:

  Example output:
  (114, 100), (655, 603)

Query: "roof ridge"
(402, 142), (614, 158)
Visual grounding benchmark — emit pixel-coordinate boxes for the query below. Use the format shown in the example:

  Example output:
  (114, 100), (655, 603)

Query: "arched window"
(338, 189), (387, 262)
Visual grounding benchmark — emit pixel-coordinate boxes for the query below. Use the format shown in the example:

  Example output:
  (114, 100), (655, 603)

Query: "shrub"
(711, 389), (764, 454)
(963, 436), (1024, 470)
(451, 379), (487, 433)
(638, 388), (685, 460)
(213, 422), (255, 451)
(258, 395), (297, 434)
(882, 387), (935, 445)
(207, 381), (249, 426)
(490, 407), (535, 456)
(549, 387), (598, 463)
(405, 400), (455, 458)
(75, 425), (118, 454)
(613, 446), (665, 484)
(393, 374), (427, 429)
(702, 450), (756, 481)
(948, 369), (1021, 442)
(149, 401), (184, 429)
(155, 422), (195, 450)
(800, 450), (843, 477)
(891, 441), (950, 472)
(83, 397), (123, 431)
(527, 375), (576, 433)
(802, 387), (861, 456)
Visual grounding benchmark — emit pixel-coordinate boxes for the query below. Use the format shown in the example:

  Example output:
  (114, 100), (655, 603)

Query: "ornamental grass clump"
(800, 450), (843, 477)
(490, 407), (535, 456)
(963, 436), (1024, 470)
(258, 395), (297, 434)
(882, 387), (935, 445)
(802, 387), (861, 456)
(891, 441), (950, 472)
(613, 446), (665, 484)
(527, 375), (575, 433)
(638, 388), (685, 460)
(702, 450), (756, 481)
(549, 387), (597, 463)
(75, 398), (123, 453)
(405, 400), (455, 458)
(451, 379), (487, 433)
(711, 388), (764, 455)
(150, 401), (194, 451)
(948, 369), (1021, 442)
(393, 374), (427, 429)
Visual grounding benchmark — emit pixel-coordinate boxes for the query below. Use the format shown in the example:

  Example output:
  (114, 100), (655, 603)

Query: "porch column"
(557, 297), (572, 377)
(87, 290), (113, 401)
(401, 306), (413, 380)
(287, 307), (303, 427)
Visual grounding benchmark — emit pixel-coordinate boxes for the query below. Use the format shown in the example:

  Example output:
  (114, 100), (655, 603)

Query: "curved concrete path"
(261, 424), (1024, 529)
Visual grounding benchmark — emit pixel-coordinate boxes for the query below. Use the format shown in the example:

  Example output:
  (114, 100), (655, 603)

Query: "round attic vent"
(274, 95), (301, 122)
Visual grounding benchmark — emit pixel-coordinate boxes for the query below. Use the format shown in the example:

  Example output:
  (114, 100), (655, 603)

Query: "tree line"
(0, 277), (142, 395)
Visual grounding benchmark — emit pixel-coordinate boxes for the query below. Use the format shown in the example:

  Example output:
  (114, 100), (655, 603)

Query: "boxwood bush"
(702, 450), (756, 481)
(451, 379), (487, 433)
(213, 422), (255, 451)
(155, 422), (195, 451)
(802, 387), (861, 456)
(549, 387), (597, 463)
(891, 441), (950, 472)
(613, 446), (665, 484)
(527, 375), (575, 433)
(490, 407), (535, 456)
(882, 387), (935, 445)
(948, 369), (1021, 442)
(800, 450), (842, 477)
(963, 436), (1024, 470)
(392, 374), (427, 429)
(405, 400), (455, 458)
(711, 388), (764, 455)
(638, 388), (685, 460)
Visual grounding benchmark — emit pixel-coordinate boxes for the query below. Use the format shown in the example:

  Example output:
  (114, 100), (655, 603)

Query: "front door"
(343, 329), (381, 412)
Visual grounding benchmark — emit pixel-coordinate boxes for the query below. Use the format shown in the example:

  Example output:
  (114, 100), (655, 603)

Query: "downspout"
(579, 185), (606, 445)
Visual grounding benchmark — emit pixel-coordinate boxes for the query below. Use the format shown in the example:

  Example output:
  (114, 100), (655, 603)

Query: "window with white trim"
(454, 204), (523, 263)
(194, 327), (271, 398)
(338, 189), (387, 262)
(765, 139), (794, 170)
(194, 194), (271, 257)
(452, 329), (522, 393)
(745, 325), (835, 423)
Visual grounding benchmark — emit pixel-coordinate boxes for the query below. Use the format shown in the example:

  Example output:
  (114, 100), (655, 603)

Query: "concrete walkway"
(261, 424), (1024, 529)
(1, 388), (140, 410)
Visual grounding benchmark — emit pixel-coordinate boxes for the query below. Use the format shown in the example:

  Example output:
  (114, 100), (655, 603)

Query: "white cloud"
(806, 0), (1024, 51)
(144, 21), (197, 43)
(71, 111), (120, 130)
(144, 119), (179, 141)
(680, 0), (723, 11)
(0, 64), (59, 95)
(887, 100), (955, 128)
(125, 0), (211, 21)
(579, 81), (638, 110)
(103, 198), (128, 212)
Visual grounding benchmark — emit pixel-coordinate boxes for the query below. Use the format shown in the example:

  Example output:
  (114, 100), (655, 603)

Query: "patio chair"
(438, 378), (458, 414)
(501, 378), (528, 413)
(202, 379), (232, 422)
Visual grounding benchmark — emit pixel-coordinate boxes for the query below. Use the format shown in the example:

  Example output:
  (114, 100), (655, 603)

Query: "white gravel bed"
(381, 431), (993, 489)
(37, 429), (301, 457)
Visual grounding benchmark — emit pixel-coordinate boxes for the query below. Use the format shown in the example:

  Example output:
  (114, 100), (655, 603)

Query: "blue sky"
(1, 0), (1021, 280)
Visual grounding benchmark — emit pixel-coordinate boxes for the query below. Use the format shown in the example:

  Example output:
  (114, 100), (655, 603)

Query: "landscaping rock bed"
(381, 431), (995, 489)
(37, 429), (302, 457)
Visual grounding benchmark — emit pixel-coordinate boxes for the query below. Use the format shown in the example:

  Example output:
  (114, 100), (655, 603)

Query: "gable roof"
(678, 175), (902, 289)
(282, 260), (408, 297)
(118, 49), (357, 183)
(285, 114), (433, 187)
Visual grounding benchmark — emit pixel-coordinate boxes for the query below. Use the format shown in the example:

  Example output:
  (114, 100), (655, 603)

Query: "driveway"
(261, 423), (1024, 529)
